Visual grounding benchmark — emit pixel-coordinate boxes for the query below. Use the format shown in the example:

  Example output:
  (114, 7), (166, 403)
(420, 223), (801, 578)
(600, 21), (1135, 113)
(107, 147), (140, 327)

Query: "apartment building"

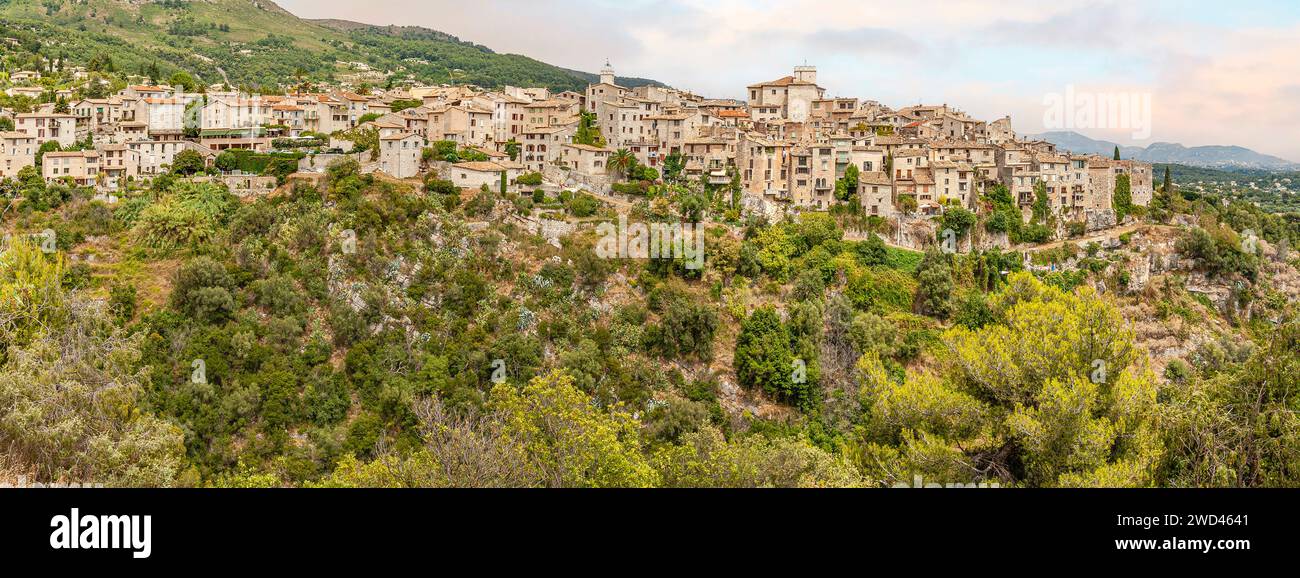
(15, 112), (78, 147)
(0, 131), (36, 178)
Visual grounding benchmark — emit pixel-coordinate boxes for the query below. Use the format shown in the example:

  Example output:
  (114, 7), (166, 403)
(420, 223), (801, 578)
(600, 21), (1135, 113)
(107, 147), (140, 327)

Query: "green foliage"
(853, 273), (1162, 487)
(735, 306), (815, 409)
(1031, 180), (1051, 223)
(914, 247), (955, 320)
(489, 371), (657, 487)
(644, 284), (717, 361)
(132, 181), (237, 252)
(0, 299), (186, 486)
(662, 152), (684, 182)
(515, 172), (543, 187)
(566, 192), (599, 217)
(1159, 320), (1300, 487)
(574, 111), (605, 147)
(652, 426), (863, 487)
(1113, 173), (1133, 221)
(940, 207), (976, 240)
(170, 149), (206, 175)
(1177, 225), (1259, 280)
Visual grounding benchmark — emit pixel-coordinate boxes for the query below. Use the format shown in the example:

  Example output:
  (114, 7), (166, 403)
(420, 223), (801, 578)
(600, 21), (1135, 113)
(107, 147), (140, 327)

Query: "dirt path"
(1016, 223), (1175, 253)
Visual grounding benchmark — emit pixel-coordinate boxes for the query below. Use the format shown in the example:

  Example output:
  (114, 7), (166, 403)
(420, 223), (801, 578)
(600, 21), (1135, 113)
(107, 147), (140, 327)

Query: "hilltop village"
(2, 3), (1299, 493)
(3, 62), (1154, 249)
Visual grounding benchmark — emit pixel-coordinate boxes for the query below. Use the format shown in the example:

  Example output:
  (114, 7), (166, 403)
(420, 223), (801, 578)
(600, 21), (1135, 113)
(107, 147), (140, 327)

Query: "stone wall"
(544, 165), (612, 195)
(187, 174), (278, 197)
(299, 152), (367, 173)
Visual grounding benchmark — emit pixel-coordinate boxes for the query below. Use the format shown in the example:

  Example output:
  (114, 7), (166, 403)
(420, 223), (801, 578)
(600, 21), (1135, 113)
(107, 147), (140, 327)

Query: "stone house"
(379, 132), (425, 179)
(560, 143), (611, 176)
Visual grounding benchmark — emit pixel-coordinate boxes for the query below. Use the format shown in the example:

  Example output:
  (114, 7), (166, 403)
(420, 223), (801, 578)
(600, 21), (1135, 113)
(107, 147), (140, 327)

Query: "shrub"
(516, 172), (543, 186)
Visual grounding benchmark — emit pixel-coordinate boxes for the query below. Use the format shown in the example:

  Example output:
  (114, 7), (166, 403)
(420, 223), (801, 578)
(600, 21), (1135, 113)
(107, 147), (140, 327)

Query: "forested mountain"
(0, 0), (658, 91)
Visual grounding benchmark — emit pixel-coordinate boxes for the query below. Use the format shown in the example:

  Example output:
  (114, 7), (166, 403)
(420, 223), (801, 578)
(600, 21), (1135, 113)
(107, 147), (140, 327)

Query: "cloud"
(804, 28), (925, 56)
(276, 0), (1300, 161)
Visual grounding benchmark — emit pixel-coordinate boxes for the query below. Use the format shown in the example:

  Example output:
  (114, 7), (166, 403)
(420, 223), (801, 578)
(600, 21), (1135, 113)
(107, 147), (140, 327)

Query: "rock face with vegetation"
(2, 149), (1298, 488)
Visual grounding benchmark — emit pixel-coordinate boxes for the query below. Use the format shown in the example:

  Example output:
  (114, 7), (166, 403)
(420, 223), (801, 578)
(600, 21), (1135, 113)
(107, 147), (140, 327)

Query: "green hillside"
(0, 0), (658, 92)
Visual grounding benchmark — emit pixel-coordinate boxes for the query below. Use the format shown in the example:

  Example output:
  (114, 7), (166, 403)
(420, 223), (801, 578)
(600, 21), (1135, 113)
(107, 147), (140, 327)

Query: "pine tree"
(1162, 166), (1173, 194)
(914, 246), (955, 320)
(1113, 145), (1121, 160)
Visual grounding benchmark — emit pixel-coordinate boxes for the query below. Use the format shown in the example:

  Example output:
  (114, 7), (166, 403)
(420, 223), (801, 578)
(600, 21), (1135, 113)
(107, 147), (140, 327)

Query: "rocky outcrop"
(1084, 208), (1117, 232)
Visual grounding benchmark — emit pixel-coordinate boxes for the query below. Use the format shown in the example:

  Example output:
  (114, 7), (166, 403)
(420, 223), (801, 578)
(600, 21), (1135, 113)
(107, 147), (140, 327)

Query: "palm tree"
(608, 148), (636, 180)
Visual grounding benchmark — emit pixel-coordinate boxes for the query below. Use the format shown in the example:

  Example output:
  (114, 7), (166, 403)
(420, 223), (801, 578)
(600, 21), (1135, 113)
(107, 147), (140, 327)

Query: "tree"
(662, 152), (685, 182)
(645, 286), (717, 361)
(35, 141), (60, 167)
(574, 111), (604, 147)
(567, 192), (599, 217)
(608, 148), (635, 180)
(734, 306), (814, 409)
(1159, 318), (1300, 487)
(169, 71), (199, 92)
(652, 426), (863, 487)
(854, 273), (1161, 487)
(940, 207), (977, 241)
(489, 371), (657, 487)
(1113, 145), (1121, 160)
(1161, 165), (1173, 194)
(0, 238), (185, 486)
(1113, 173), (1133, 221)
(1031, 180), (1050, 223)
(896, 194), (918, 214)
(914, 246), (954, 319)
(215, 150), (239, 172)
(171, 149), (206, 175)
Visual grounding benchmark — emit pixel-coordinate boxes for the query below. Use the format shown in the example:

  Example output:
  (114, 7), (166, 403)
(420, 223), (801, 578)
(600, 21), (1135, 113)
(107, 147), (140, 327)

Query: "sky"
(277, 0), (1300, 161)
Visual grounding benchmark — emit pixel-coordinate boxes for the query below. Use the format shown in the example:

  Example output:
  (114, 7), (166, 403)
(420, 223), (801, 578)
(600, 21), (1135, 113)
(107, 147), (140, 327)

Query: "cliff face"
(1098, 224), (1300, 377)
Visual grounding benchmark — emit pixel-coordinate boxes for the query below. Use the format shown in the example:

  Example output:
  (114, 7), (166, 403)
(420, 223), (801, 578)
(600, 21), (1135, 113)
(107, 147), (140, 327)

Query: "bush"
(171, 257), (236, 323)
(734, 307), (814, 409)
(424, 178), (458, 196)
(109, 282), (138, 322)
(567, 192), (599, 217)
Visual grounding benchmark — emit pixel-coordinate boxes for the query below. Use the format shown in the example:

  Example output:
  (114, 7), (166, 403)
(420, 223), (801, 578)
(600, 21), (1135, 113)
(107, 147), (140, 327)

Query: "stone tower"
(793, 65), (817, 84)
(600, 61), (616, 86)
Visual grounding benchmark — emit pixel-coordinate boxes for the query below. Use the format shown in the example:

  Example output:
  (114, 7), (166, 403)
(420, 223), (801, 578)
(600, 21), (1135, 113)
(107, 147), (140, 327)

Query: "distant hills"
(1030, 131), (1299, 171)
(0, 0), (662, 92)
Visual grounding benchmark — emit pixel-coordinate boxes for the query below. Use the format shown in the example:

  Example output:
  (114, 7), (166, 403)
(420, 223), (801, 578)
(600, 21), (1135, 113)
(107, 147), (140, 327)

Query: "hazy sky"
(278, 0), (1300, 161)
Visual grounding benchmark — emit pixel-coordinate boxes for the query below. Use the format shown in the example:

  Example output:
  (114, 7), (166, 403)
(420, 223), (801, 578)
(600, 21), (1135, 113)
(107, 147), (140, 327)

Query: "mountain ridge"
(308, 17), (665, 89)
(1029, 130), (1298, 171)
(0, 0), (663, 92)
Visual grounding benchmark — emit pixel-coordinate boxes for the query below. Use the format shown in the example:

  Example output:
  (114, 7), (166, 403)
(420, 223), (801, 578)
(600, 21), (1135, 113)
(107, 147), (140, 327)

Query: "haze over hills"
(0, 0), (661, 91)
(1030, 131), (1299, 171)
